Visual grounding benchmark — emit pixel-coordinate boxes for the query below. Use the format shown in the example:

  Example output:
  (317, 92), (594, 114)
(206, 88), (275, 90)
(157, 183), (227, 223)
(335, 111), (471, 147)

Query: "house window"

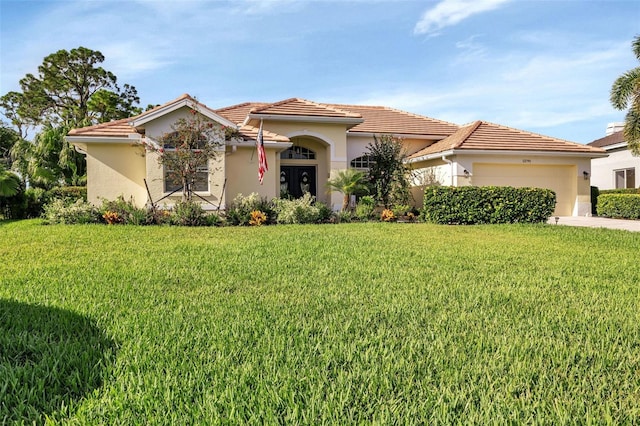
(615, 168), (635, 189)
(164, 153), (209, 193)
(350, 155), (375, 170)
(281, 146), (316, 160)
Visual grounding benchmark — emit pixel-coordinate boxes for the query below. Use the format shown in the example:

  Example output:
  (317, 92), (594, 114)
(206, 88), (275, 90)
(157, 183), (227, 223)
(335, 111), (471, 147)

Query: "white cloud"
(414, 0), (511, 36)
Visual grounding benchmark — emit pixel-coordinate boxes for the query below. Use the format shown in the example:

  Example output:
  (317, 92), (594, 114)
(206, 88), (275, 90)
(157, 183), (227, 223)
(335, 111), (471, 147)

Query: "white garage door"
(472, 163), (577, 216)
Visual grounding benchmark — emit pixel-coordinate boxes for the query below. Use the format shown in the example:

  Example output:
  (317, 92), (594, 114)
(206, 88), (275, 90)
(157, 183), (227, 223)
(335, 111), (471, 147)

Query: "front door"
(280, 166), (316, 198)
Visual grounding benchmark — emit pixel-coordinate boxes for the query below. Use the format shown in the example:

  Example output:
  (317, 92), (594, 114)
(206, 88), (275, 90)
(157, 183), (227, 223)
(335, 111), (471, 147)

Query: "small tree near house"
(366, 134), (411, 208)
(142, 108), (240, 202)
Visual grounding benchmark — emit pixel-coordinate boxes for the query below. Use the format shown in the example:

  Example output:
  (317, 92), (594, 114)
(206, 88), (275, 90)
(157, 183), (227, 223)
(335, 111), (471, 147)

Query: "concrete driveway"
(547, 216), (640, 232)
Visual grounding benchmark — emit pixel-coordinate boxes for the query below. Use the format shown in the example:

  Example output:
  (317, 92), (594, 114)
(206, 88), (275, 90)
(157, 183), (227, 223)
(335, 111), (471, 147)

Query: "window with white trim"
(615, 168), (635, 189)
(163, 155), (209, 193)
(350, 155), (375, 170)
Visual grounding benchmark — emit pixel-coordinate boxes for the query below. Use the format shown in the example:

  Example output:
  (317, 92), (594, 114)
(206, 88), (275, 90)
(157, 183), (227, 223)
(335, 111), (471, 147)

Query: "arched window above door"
(281, 146), (316, 160)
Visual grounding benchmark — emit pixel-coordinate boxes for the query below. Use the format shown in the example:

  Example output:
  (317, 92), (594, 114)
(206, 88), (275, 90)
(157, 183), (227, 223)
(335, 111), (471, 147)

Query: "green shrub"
(355, 195), (376, 221)
(335, 210), (353, 223)
(596, 194), (640, 219)
(226, 193), (275, 226)
(315, 201), (334, 223)
(422, 186), (556, 224)
(100, 196), (148, 225)
(43, 199), (100, 224)
(171, 200), (207, 226)
(599, 188), (640, 195)
(46, 186), (87, 204)
(205, 213), (224, 227)
(273, 193), (322, 224)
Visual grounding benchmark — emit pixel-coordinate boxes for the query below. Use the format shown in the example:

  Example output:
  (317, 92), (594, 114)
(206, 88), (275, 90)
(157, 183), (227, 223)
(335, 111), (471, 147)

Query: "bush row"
(0, 186), (87, 220)
(422, 186), (556, 224)
(40, 193), (421, 226)
(596, 194), (640, 219)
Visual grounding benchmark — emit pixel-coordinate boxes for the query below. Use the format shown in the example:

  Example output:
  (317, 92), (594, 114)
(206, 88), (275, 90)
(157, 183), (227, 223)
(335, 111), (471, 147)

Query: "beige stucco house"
(66, 94), (606, 216)
(588, 124), (639, 190)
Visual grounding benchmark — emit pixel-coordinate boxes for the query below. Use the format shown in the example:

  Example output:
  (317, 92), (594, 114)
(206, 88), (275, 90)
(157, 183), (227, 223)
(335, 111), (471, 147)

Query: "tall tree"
(366, 134), (410, 208)
(6, 46), (140, 127)
(611, 35), (640, 155)
(0, 47), (141, 187)
(0, 124), (20, 168)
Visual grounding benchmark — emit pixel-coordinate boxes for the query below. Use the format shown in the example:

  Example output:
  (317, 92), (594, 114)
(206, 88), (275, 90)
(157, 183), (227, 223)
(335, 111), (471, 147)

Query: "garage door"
(472, 163), (576, 216)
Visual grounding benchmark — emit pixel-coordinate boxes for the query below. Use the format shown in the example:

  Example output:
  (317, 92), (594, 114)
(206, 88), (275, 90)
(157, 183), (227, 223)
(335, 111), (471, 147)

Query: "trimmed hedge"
(596, 194), (640, 219)
(422, 186), (556, 225)
(599, 188), (640, 195)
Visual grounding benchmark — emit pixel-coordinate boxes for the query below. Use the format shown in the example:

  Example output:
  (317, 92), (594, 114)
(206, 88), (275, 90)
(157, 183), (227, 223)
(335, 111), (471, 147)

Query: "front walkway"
(547, 216), (640, 232)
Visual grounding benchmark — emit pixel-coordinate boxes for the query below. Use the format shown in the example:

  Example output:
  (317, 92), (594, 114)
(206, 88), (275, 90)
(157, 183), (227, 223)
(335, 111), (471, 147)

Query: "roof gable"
(409, 120), (605, 159)
(130, 94), (237, 129)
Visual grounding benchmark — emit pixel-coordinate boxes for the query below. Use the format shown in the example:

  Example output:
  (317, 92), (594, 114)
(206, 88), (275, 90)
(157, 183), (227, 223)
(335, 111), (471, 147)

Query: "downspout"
(442, 156), (454, 186)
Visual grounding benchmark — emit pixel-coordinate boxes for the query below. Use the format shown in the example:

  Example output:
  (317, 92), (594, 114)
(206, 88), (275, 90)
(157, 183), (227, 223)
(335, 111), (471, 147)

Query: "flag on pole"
(257, 120), (268, 185)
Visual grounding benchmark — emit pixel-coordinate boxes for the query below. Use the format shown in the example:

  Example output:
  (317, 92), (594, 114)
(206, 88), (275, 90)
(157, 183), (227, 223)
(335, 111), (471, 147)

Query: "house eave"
(602, 142), (628, 151)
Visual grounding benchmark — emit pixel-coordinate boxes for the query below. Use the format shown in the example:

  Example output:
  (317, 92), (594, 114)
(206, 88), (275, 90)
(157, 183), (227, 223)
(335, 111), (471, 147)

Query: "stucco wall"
(82, 143), (147, 206)
(224, 146), (279, 206)
(591, 147), (640, 190)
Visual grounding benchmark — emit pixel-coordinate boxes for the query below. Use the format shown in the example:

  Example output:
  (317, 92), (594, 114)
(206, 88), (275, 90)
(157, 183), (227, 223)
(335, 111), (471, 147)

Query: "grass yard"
(1, 220), (640, 424)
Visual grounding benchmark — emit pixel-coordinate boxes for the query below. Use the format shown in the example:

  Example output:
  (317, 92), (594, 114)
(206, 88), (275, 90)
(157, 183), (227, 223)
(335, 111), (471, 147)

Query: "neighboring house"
(66, 94), (606, 216)
(588, 124), (639, 190)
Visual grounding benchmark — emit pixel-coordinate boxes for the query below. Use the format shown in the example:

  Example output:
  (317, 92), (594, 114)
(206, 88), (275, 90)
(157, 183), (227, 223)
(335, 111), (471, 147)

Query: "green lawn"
(1, 220), (640, 424)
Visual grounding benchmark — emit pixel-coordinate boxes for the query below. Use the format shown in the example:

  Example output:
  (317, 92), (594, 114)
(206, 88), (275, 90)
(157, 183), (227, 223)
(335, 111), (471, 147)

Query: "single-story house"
(588, 123), (639, 190)
(66, 94), (606, 216)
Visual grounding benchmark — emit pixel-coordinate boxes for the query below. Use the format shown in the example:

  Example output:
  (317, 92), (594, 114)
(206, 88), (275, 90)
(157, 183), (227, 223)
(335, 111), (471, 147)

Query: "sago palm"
(610, 35), (640, 154)
(326, 168), (368, 211)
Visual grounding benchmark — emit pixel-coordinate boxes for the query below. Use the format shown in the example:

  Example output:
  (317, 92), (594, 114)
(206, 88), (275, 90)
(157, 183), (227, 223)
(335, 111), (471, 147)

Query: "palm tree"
(326, 169), (369, 211)
(0, 164), (20, 197)
(611, 35), (640, 154)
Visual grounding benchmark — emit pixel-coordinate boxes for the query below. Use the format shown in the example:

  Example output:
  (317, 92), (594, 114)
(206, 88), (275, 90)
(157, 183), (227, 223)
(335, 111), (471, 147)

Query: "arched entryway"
(279, 136), (329, 201)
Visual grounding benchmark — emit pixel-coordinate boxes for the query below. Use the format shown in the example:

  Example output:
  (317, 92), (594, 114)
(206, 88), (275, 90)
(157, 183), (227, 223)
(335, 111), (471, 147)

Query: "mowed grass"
(1, 220), (640, 424)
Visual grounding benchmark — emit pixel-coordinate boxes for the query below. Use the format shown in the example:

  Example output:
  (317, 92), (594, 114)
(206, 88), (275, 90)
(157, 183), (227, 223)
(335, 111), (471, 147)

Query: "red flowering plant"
(141, 107), (241, 201)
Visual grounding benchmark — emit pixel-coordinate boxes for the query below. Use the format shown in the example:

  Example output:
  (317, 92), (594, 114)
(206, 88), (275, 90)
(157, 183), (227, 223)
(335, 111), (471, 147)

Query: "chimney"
(606, 122), (625, 135)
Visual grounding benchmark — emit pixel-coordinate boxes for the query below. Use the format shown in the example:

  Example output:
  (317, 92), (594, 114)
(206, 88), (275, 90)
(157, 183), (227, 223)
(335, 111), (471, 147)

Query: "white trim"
(248, 113), (363, 127)
(130, 99), (237, 129)
(603, 142), (628, 151)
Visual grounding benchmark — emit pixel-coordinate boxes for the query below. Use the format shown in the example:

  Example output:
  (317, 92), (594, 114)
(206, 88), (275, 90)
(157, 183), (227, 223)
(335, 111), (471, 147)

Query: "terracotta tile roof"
(216, 102), (269, 124)
(327, 104), (459, 137)
(237, 124), (289, 143)
(67, 118), (136, 138)
(409, 120), (605, 159)
(588, 131), (625, 148)
(251, 98), (362, 119)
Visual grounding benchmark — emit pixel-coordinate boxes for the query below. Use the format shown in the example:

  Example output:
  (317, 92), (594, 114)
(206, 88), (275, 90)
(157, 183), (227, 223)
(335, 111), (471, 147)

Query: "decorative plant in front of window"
(142, 108), (241, 201)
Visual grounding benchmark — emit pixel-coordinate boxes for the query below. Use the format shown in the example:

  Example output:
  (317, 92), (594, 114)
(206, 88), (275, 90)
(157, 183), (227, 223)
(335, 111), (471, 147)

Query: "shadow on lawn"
(0, 299), (116, 423)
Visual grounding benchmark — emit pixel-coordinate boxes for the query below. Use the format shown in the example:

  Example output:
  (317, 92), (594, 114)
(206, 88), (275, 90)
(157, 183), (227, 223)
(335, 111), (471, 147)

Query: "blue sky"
(1, 0), (638, 143)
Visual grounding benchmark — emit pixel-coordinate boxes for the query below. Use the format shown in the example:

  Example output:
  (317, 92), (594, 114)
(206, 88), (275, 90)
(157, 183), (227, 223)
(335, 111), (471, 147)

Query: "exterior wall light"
(463, 169), (470, 177)
(583, 171), (590, 180)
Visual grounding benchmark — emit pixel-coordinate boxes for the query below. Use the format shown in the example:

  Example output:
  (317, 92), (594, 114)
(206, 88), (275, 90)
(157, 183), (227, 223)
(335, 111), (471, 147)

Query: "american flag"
(257, 120), (268, 184)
